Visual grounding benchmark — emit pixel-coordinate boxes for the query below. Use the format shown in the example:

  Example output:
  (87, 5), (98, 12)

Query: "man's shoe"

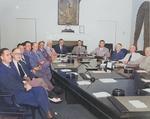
(48, 91), (62, 103)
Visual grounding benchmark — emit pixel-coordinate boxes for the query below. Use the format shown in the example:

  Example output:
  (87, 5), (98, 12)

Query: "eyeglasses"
(14, 53), (22, 56)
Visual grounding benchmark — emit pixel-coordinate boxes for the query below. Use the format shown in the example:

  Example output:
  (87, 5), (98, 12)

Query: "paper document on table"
(85, 74), (91, 78)
(93, 92), (111, 98)
(107, 62), (112, 69)
(58, 64), (66, 67)
(53, 60), (61, 63)
(61, 69), (71, 72)
(71, 72), (78, 75)
(115, 63), (125, 67)
(92, 71), (107, 73)
(142, 88), (150, 93)
(99, 78), (117, 83)
(136, 70), (148, 73)
(141, 79), (150, 82)
(129, 100), (147, 108)
(77, 81), (91, 85)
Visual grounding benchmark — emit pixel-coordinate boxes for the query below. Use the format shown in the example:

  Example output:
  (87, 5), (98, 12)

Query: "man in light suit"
(23, 41), (54, 91)
(72, 40), (88, 54)
(44, 40), (57, 61)
(90, 40), (110, 57)
(11, 48), (62, 103)
(54, 39), (68, 54)
(120, 45), (142, 63)
(128, 47), (150, 72)
(38, 41), (52, 63)
(0, 48), (54, 119)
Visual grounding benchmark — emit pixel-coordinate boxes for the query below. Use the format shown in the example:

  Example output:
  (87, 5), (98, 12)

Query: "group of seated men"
(0, 38), (150, 119)
(50, 39), (150, 72)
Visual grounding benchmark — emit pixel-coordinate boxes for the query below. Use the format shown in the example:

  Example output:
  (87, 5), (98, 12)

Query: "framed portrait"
(58, 0), (79, 25)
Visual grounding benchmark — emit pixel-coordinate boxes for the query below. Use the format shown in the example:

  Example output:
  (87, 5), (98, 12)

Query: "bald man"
(120, 45), (142, 63)
(128, 47), (150, 72)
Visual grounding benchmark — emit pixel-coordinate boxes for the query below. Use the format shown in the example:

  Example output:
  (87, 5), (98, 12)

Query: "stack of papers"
(58, 64), (66, 67)
(99, 78), (117, 83)
(93, 92), (111, 98)
(77, 81), (91, 85)
(129, 100), (147, 108)
(142, 88), (150, 93)
(61, 69), (71, 72)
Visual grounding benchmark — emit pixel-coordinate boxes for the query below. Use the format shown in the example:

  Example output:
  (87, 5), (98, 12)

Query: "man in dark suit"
(0, 48), (54, 119)
(17, 43), (33, 70)
(110, 43), (126, 60)
(11, 48), (62, 103)
(54, 39), (68, 54)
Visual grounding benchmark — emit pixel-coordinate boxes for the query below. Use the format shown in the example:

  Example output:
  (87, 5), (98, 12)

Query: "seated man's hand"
(23, 76), (31, 81)
(38, 65), (42, 70)
(31, 69), (36, 74)
(123, 61), (128, 64)
(40, 61), (45, 64)
(24, 82), (32, 91)
(34, 66), (42, 71)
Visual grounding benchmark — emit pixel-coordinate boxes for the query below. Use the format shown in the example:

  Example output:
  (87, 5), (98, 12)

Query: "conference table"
(52, 55), (150, 119)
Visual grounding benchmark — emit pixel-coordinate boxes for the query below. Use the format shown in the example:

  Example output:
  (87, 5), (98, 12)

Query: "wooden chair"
(0, 91), (35, 119)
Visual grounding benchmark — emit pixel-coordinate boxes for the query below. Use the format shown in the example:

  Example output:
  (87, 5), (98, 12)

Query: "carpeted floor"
(0, 92), (98, 119)
(51, 92), (98, 119)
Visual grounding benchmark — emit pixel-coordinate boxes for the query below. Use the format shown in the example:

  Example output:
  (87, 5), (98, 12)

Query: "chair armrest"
(0, 92), (25, 109)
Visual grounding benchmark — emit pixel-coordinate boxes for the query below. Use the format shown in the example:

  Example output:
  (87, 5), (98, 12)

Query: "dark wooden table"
(52, 56), (150, 119)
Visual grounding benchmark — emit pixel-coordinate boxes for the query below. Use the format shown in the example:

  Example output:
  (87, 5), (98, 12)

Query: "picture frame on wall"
(58, 0), (79, 25)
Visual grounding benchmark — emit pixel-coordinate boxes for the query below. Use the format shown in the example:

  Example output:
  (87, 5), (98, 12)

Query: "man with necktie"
(11, 48), (62, 103)
(120, 45), (142, 63)
(72, 40), (88, 54)
(54, 39), (68, 54)
(127, 47), (150, 72)
(38, 41), (52, 63)
(0, 48), (54, 119)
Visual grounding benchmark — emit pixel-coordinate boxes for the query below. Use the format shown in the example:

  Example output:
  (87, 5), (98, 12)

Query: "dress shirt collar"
(117, 50), (120, 53)
(146, 56), (150, 61)
(2, 62), (11, 68)
(100, 47), (103, 51)
(32, 50), (37, 53)
(40, 48), (44, 52)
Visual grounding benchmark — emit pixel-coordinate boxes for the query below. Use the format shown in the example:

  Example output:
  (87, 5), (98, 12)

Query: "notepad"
(77, 81), (91, 85)
(136, 70), (148, 73)
(141, 79), (150, 82)
(61, 69), (71, 72)
(99, 78), (117, 83)
(93, 92), (111, 98)
(53, 60), (61, 63)
(92, 71), (107, 73)
(142, 88), (150, 93)
(129, 100), (147, 108)
(58, 64), (66, 67)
